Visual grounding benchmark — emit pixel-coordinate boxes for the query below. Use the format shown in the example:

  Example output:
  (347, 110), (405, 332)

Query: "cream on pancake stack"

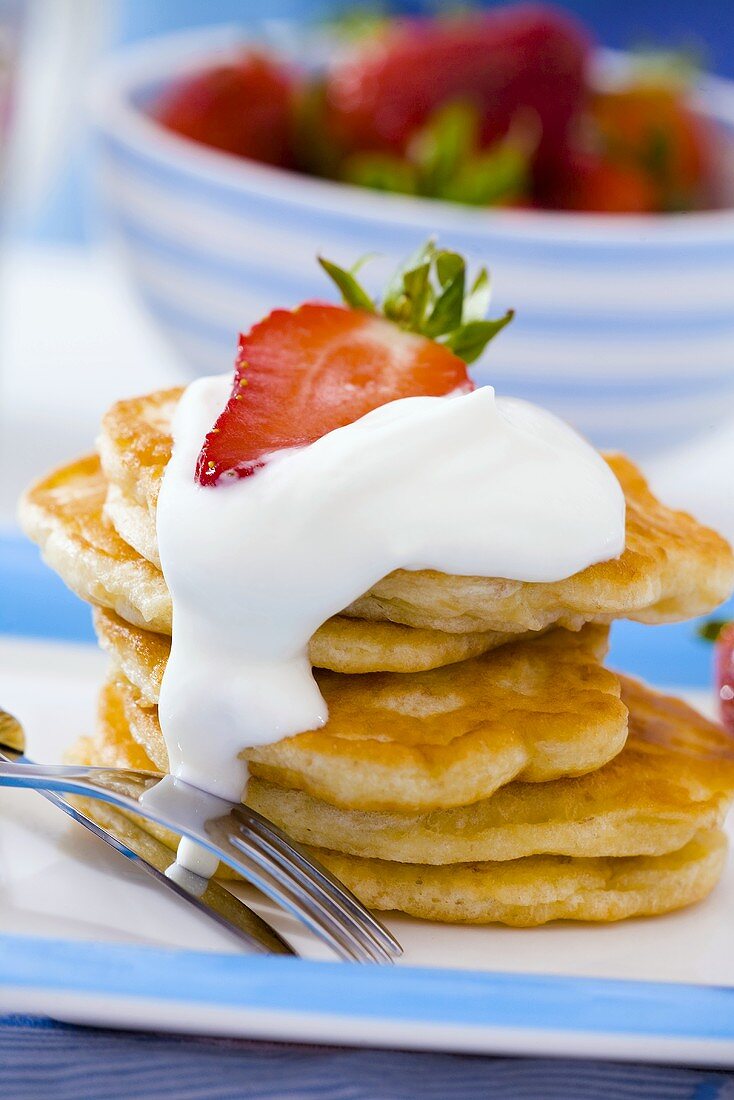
(19, 388), (734, 926)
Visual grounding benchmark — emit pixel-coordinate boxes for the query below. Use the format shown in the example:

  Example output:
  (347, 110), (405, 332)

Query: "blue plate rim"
(2, 933), (734, 1043)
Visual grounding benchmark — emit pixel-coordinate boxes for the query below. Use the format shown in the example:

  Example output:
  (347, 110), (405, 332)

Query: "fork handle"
(0, 760), (156, 790)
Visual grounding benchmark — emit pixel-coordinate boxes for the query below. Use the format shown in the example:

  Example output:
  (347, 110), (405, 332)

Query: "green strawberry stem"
(339, 100), (535, 207)
(698, 618), (730, 643)
(318, 240), (514, 364)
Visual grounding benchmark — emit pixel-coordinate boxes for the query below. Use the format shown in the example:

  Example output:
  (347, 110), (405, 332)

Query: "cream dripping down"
(156, 376), (625, 806)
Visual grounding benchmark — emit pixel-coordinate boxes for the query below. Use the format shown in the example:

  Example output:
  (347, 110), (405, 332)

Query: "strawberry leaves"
(443, 317), (513, 363)
(319, 240), (514, 364)
(339, 100), (535, 207)
(317, 257), (376, 313)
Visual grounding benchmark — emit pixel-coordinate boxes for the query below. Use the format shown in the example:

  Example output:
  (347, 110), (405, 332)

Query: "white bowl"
(91, 25), (734, 457)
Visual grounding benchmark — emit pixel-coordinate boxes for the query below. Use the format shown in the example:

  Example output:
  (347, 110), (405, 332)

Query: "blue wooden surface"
(2, 1011), (732, 1100)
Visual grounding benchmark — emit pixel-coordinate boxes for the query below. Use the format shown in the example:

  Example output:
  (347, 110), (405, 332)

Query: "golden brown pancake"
(241, 677), (734, 864)
(26, 386), (734, 927)
(315, 830), (726, 925)
(72, 679), (729, 926)
(92, 605), (540, 707)
(84, 670), (732, 862)
(97, 622), (627, 813)
(98, 387), (180, 548)
(97, 387), (734, 634)
(18, 456), (515, 674)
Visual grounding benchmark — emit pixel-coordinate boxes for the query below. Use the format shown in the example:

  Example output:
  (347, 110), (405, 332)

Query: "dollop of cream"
(156, 376), (625, 802)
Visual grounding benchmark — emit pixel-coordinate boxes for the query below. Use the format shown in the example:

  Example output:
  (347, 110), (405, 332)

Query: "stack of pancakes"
(20, 388), (734, 926)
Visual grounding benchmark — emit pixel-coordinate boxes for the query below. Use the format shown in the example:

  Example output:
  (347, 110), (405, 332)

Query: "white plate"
(2, 636), (734, 1065)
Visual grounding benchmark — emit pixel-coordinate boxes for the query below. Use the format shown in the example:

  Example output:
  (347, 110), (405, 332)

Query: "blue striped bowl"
(92, 26), (734, 457)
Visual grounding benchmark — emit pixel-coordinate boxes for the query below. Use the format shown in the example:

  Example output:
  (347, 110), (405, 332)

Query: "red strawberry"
(589, 85), (717, 211)
(553, 153), (659, 214)
(715, 622), (734, 734)
(322, 5), (591, 172)
(154, 53), (296, 167)
(197, 304), (472, 486)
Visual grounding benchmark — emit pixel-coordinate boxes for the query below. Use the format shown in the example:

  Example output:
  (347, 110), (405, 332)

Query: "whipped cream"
(156, 375), (625, 804)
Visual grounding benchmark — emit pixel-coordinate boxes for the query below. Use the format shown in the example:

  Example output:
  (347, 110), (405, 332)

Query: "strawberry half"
(196, 243), (513, 486)
(197, 305), (470, 485)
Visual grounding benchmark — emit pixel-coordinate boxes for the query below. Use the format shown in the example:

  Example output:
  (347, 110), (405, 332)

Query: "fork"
(0, 708), (402, 964)
(0, 717), (295, 955)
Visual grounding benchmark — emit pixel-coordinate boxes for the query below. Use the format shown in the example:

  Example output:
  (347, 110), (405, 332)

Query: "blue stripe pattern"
(114, 212), (734, 350)
(102, 128), (734, 268)
(4, 933), (734, 1040)
(109, 209), (734, 340)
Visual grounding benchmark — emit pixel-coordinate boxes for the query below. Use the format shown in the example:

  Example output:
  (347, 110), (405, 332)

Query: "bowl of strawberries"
(91, 4), (734, 457)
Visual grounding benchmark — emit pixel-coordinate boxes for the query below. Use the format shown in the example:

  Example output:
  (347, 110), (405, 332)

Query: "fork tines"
(206, 807), (401, 964)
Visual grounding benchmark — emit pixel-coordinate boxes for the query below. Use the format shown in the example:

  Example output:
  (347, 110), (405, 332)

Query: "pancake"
(72, 685), (727, 926)
(93, 604), (542, 707)
(104, 479), (159, 567)
(18, 456), (515, 674)
(315, 830), (726, 925)
(99, 622), (627, 813)
(85, 671), (731, 862)
(98, 386), (180, 552)
(242, 677), (734, 863)
(98, 387), (734, 634)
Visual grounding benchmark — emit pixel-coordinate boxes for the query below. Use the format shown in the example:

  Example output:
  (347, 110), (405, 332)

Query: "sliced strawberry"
(197, 304), (472, 486)
(154, 52), (296, 167)
(322, 5), (591, 173)
(716, 622), (734, 735)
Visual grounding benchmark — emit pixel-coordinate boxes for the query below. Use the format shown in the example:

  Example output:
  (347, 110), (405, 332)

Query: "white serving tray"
(2, 636), (734, 1066)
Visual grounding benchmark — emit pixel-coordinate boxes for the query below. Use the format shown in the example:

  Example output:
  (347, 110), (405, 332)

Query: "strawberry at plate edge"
(715, 622), (734, 735)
